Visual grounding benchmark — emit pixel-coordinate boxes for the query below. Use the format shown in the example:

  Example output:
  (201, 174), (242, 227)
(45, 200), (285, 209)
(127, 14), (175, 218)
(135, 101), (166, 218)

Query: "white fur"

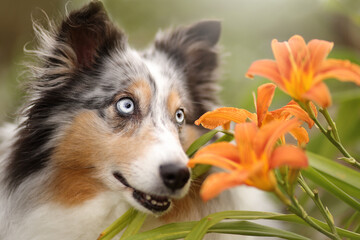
(0, 123), (279, 240)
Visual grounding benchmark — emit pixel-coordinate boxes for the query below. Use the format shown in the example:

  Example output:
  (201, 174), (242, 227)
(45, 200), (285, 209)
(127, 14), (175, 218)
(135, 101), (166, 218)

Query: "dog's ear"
(154, 20), (221, 120)
(56, 1), (125, 69)
(57, 1), (125, 69)
(31, 1), (126, 89)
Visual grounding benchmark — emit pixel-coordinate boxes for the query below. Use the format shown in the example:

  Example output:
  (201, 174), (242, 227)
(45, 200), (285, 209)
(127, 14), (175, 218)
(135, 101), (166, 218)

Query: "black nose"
(160, 163), (190, 191)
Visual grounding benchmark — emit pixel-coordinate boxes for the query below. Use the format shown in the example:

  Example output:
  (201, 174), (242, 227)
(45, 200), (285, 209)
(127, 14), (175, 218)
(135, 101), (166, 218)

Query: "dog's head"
(7, 1), (220, 215)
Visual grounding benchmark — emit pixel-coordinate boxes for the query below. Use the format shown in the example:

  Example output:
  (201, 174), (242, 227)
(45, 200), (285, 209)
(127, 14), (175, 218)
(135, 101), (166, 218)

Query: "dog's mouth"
(113, 172), (171, 213)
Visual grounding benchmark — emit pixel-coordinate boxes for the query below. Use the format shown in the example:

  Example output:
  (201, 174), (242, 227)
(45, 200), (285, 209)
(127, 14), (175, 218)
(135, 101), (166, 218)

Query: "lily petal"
(256, 83), (276, 126)
(316, 59), (360, 86)
(235, 122), (258, 163)
(288, 35), (309, 68)
(195, 107), (256, 129)
(271, 39), (292, 80)
(269, 145), (308, 169)
(308, 39), (334, 71)
(303, 82), (332, 108)
(195, 142), (240, 163)
(200, 171), (249, 201)
(246, 60), (285, 90)
(289, 126), (309, 145)
(255, 118), (301, 157)
(270, 100), (314, 128)
(188, 154), (240, 171)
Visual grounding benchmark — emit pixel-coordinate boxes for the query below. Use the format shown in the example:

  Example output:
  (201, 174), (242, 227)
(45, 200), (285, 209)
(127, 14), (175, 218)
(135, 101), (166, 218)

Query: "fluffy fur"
(0, 2), (277, 239)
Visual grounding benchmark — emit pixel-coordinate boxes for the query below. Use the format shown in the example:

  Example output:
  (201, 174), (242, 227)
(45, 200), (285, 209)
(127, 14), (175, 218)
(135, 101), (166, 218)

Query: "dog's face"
(7, 2), (220, 215)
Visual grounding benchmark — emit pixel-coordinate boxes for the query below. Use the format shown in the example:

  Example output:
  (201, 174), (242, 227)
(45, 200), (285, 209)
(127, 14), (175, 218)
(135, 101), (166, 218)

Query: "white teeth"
(142, 193), (170, 207)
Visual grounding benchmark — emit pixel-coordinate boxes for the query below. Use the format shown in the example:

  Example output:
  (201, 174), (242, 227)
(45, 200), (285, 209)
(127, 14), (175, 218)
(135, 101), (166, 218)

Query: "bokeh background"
(1, 0), (360, 238)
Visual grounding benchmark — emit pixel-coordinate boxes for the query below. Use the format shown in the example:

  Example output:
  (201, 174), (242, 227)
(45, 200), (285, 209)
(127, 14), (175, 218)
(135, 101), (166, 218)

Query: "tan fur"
(167, 90), (181, 115)
(129, 79), (152, 113)
(50, 112), (108, 206)
(181, 125), (204, 150)
(49, 111), (155, 206)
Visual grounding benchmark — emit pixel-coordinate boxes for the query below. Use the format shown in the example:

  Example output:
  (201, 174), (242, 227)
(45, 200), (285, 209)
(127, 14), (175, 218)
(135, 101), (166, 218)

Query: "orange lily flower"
(195, 83), (314, 144)
(246, 35), (360, 108)
(188, 119), (308, 201)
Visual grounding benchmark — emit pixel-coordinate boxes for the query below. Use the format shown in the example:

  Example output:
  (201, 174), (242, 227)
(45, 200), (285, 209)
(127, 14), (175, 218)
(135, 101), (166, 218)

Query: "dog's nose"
(160, 163), (190, 191)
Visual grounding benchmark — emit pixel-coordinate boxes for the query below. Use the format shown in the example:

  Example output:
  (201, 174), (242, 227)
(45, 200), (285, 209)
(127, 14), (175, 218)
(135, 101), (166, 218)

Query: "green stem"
(274, 176), (338, 239)
(303, 101), (360, 169)
(298, 175), (340, 239)
(320, 108), (340, 142)
(288, 194), (340, 240)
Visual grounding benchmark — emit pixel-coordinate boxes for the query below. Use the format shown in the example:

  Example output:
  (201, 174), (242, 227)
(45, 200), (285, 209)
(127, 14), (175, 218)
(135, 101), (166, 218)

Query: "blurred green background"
(1, 0), (360, 237)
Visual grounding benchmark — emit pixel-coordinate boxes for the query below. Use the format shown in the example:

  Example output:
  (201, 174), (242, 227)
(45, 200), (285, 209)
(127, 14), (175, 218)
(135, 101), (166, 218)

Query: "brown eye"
(175, 109), (185, 124)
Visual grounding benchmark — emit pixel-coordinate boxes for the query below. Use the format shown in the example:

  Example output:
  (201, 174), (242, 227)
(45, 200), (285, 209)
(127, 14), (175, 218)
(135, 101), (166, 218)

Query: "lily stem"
(319, 108), (340, 142)
(298, 175), (340, 239)
(287, 193), (340, 240)
(303, 101), (360, 169)
(274, 175), (339, 240)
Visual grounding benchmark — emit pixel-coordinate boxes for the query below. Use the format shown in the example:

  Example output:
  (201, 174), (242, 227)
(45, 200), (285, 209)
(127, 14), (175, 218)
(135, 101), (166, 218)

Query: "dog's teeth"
(146, 195), (151, 200)
(157, 202), (163, 206)
(151, 200), (157, 205)
(164, 201), (169, 205)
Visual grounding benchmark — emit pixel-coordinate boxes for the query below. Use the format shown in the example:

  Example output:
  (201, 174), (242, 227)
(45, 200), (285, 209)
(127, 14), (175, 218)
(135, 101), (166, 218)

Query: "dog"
(0, 2), (277, 239)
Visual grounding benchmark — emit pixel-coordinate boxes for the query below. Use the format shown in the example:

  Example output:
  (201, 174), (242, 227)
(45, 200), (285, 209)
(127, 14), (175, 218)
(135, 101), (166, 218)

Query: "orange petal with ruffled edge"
(200, 171), (249, 201)
(308, 39), (333, 71)
(246, 60), (285, 90)
(269, 145), (308, 169)
(303, 82), (332, 108)
(256, 83), (276, 127)
(235, 122), (258, 164)
(289, 126), (309, 145)
(195, 107), (256, 129)
(194, 142), (240, 162)
(270, 100), (314, 128)
(315, 59), (360, 86)
(255, 118), (301, 157)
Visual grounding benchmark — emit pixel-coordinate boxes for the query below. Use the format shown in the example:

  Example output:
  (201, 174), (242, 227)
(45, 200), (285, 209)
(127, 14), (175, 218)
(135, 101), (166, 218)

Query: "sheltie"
(0, 1), (277, 239)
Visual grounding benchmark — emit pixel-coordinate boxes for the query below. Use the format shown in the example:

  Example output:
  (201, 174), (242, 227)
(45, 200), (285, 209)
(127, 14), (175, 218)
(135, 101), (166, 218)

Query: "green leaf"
(185, 211), (297, 239)
(324, 174), (360, 199)
(98, 208), (137, 240)
(124, 221), (195, 240)
(191, 164), (212, 180)
(186, 129), (219, 158)
(307, 151), (360, 196)
(302, 167), (360, 211)
(215, 133), (234, 143)
(208, 221), (310, 240)
(123, 211), (360, 240)
(120, 211), (147, 239)
(186, 129), (234, 158)
(124, 220), (310, 240)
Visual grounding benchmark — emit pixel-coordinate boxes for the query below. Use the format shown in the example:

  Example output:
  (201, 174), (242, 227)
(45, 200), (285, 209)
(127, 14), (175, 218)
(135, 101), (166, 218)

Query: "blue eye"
(175, 109), (185, 124)
(116, 98), (135, 115)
